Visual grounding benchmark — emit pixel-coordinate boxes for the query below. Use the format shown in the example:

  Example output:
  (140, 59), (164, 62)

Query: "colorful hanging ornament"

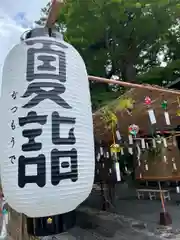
(128, 124), (139, 136)
(47, 218), (53, 224)
(161, 99), (170, 125)
(144, 96), (156, 124)
(161, 100), (167, 110)
(110, 143), (121, 154)
(144, 96), (152, 105)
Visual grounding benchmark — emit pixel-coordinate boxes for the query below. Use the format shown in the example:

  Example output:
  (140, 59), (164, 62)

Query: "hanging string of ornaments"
(98, 93), (180, 182)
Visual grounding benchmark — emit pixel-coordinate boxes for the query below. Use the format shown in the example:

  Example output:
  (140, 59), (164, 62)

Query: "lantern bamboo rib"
(88, 76), (180, 95)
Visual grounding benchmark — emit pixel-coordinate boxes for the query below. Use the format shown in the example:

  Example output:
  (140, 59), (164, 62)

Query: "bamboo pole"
(88, 75), (180, 95)
(46, 0), (64, 28)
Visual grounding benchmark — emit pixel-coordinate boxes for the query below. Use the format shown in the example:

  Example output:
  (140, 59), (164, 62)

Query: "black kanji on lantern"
(51, 111), (78, 184)
(22, 39), (70, 108)
(26, 39), (68, 82)
(18, 112), (47, 187)
(52, 112), (76, 145)
(51, 148), (78, 185)
(18, 37), (78, 189)
(22, 82), (71, 109)
(18, 154), (46, 188)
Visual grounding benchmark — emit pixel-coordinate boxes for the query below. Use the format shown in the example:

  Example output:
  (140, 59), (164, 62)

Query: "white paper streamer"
(148, 109), (156, 124)
(128, 147), (133, 155)
(116, 130), (121, 140)
(145, 163), (148, 171)
(176, 186), (180, 193)
(97, 153), (100, 161)
(152, 138), (156, 148)
(172, 158), (177, 170)
(100, 147), (104, 155)
(163, 138), (167, 147)
(106, 152), (109, 158)
(141, 139), (145, 149)
(140, 173), (142, 178)
(121, 148), (124, 155)
(163, 155), (167, 163)
(128, 135), (133, 144)
(173, 137), (177, 146)
(146, 142), (149, 149)
(173, 163), (177, 170)
(115, 162), (121, 182)
(164, 111), (171, 125)
(136, 144), (141, 160)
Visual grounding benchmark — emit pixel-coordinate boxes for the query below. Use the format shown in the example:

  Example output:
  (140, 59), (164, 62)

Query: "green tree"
(38, 0), (180, 109)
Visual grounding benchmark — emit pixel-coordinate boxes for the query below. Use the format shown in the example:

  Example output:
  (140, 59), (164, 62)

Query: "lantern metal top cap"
(20, 27), (63, 41)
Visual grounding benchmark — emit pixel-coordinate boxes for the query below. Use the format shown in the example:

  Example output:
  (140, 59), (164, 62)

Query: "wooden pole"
(46, 0), (64, 28)
(158, 181), (166, 213)
(88, 75), (180, 95)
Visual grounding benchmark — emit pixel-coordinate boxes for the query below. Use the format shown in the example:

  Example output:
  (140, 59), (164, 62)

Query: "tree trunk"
(121, 59), (136, 82)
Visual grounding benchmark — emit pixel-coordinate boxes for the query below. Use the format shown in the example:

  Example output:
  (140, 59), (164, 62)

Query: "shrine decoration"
(161, 99), (171, 125)
(128, 124), (139, 136)
(110, 143), (121, 154)
(128, 134), (133, 155)
(128, 124), (139, 155)
(144, 96), (157, 124)
(110, 143), (121, 182)
(0, 28), (95, 218)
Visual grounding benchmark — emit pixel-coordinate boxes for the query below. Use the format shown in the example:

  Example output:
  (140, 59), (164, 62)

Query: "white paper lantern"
(0, 28), (95, 218)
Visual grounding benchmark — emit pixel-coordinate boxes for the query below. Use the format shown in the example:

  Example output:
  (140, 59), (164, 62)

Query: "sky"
(0, 0), (49, 93)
